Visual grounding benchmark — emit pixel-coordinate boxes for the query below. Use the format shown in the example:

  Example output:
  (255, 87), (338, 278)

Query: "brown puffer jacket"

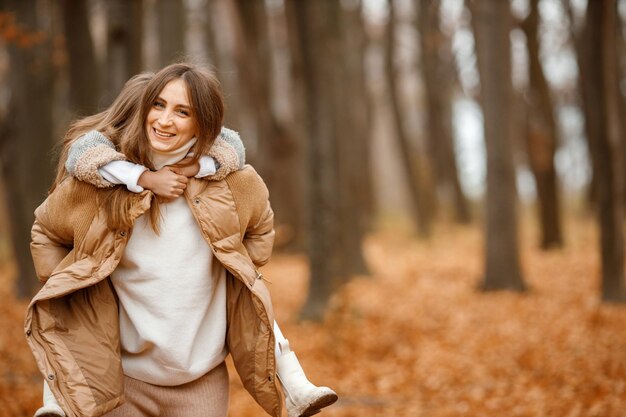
(25, 165), (282, 417)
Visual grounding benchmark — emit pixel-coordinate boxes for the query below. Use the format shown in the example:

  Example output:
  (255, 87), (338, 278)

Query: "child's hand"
(170, 157), (200, 178)
(138, 167), (189, 200)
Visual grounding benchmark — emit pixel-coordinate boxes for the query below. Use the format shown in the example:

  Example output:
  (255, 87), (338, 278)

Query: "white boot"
(33, 381), (65, 417)
(276, 341), (338, 417)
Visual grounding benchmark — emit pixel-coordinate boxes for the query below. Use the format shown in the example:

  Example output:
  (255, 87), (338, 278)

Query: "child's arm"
(202, 127), (246, 180)
(94, 159), (186, 199)
(66, 132), (186, 198)
(165, 127), (246, 180)
(66, 127), (246, 192)
(65, 130), (128, 188)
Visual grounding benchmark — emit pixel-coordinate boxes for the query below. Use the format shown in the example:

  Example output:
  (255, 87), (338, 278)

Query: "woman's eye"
(177, 109), (190, 116)
(152, 101), (165, 109)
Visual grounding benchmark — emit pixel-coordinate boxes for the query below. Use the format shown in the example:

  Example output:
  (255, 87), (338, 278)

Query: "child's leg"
(273, 322), (337, 417)
(33, 380), (65, 417)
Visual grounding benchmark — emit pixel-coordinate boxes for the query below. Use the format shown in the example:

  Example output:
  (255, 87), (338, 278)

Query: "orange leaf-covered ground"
(1, 219), (625, 416)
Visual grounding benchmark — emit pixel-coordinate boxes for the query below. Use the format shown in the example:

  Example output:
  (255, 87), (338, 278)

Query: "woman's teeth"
(154, 128), (175, 138)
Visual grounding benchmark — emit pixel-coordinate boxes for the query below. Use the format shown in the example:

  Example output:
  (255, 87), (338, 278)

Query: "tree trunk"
(293, 0), (342, 320)
(594, 0), (626, 302)
(230, 0), (302, 249)
(470, 0), (525, 291)
(106, 0), (143, 102)
(562, 0), (600, 207)
(156, 0), (185, 66)
(328, 0), (369, 277)
(61, 0), (100, 116)
(615, 2), (626, 211)
(0, 0), (56, 298)
(284, 0), (310, 252)
(285, 1), (372, 263)
(385, 0), (433, 238)
(417, 0), (470, 224)
(204, 0), (242, 131)
(345, 0), (376, 232)
(204, 0), (221, 69)
(522, 0), (563, 249)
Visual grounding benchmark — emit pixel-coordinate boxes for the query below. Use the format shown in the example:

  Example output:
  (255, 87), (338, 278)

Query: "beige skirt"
(103, 362), (229, 417)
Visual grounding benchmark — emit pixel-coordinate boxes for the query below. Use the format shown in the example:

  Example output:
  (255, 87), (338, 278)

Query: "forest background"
(0, 0), (625, 416)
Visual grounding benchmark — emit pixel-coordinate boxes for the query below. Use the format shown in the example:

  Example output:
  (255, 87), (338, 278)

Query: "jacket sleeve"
(66, 130), (127, 188)
(205, 127), (246, 181)
(227, 166), (275, 267)
(30, 187), (75, 283)
(243, 199), (275, 268)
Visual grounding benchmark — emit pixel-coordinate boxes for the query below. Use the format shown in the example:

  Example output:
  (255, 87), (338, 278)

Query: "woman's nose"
(157, 111), (173, 126)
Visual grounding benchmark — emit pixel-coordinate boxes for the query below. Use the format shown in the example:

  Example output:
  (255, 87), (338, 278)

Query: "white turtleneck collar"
(151, 138), (197, 170)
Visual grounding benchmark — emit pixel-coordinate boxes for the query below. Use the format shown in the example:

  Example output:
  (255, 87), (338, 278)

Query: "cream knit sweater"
(110, 140), (227, 386)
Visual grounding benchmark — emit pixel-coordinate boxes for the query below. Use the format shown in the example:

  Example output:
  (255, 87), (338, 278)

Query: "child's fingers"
(174, 179), (187, 193)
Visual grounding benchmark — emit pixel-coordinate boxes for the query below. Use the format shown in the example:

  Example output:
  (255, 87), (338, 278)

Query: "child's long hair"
(106, 63), (225, 232)
(50, 72), (154, 192)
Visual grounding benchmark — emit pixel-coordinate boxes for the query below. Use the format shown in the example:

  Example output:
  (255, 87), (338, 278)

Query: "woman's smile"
(153, 128), (175, 138)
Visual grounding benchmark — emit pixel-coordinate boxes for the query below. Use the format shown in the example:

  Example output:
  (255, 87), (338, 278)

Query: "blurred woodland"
(0, 0), (626, 415)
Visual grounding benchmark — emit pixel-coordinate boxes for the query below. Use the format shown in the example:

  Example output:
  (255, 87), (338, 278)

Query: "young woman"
(33, 69), (244, 417)
(28, 63), (336, 417)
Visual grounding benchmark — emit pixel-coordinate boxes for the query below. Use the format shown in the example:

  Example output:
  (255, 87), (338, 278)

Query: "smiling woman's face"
(145, 78), (198, 152)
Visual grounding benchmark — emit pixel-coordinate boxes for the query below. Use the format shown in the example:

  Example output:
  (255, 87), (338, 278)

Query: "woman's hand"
(170, 156), (200, 178)
(138, 167), (189, 200)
